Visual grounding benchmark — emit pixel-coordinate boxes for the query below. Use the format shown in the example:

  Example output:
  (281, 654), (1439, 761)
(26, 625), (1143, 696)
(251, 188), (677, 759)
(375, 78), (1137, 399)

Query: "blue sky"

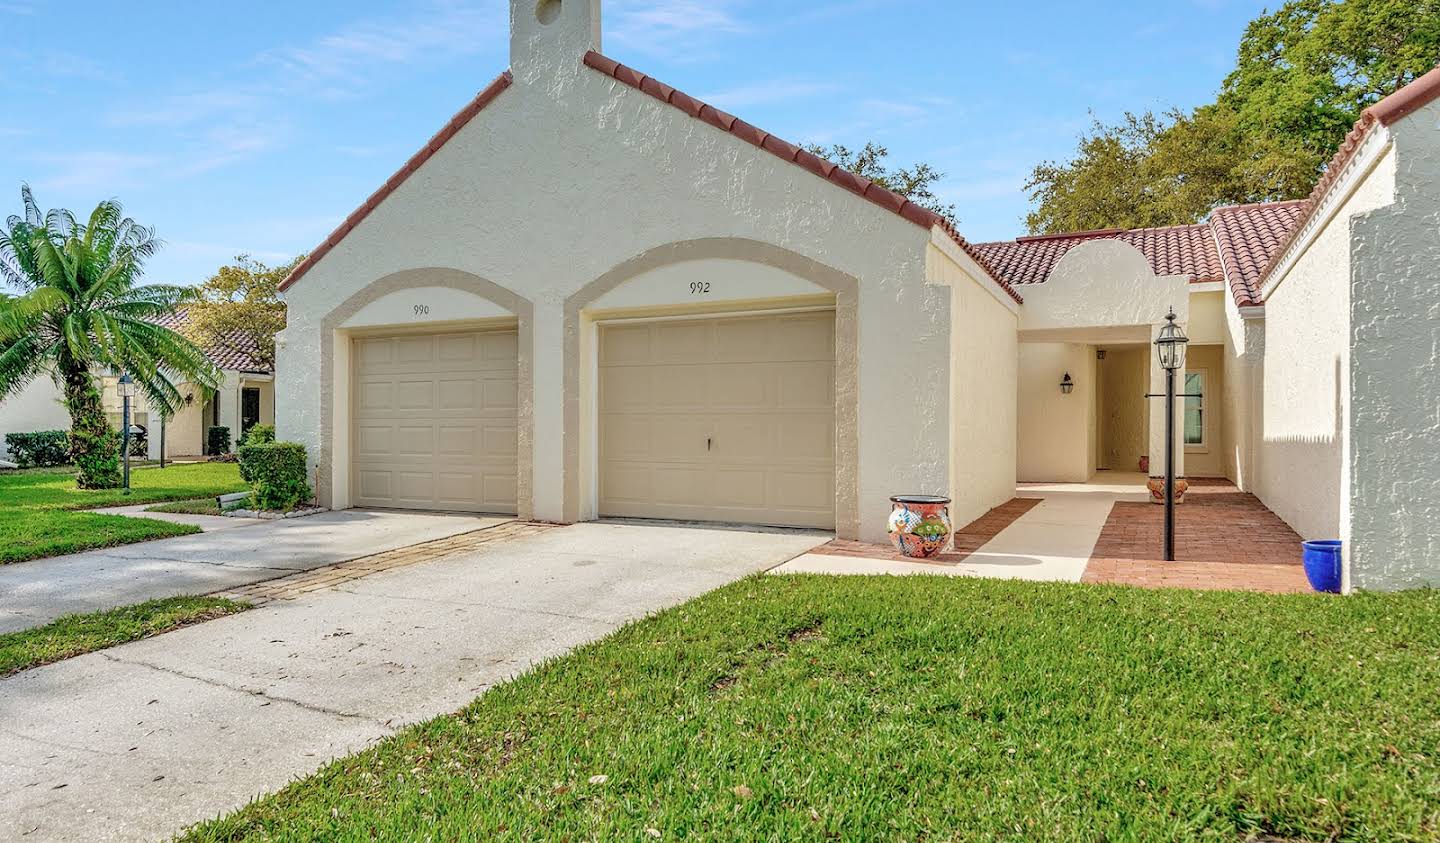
(0, 0), (1271, 286)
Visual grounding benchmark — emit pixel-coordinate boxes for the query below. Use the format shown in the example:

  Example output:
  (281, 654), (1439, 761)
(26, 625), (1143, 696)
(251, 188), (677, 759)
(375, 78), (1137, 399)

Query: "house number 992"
(689, 281), (711, 295)
(414, 304), (430, 316)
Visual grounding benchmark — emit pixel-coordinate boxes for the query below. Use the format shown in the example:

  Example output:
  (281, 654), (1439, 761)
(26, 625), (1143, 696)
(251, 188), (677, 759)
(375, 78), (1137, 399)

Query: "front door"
(241, 387), (261, 437)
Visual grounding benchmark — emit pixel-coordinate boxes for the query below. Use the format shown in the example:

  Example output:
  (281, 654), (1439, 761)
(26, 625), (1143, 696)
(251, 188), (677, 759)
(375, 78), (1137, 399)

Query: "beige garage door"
(352, 328), (518, 513)
(599, 310), (835, 529)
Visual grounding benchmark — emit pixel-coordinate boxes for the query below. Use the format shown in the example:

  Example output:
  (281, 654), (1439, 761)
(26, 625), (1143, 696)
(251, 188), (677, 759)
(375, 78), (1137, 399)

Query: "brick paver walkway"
(812, 498), (1043, 566)
(1082, 479), (1311, 593)
(216, 520), (559, 605)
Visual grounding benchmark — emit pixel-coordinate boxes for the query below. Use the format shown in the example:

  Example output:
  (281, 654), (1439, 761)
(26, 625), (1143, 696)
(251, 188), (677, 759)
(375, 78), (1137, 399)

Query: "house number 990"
(414, 304), (430, 316)
(689, 281), (711, 295)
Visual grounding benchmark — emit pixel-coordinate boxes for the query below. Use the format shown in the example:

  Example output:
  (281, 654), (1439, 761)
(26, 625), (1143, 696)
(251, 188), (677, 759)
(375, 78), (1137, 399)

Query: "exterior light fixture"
(1150, 310), (1195, 561)
(1060, 372), (1074, 395)
(117, 373), (136, 494)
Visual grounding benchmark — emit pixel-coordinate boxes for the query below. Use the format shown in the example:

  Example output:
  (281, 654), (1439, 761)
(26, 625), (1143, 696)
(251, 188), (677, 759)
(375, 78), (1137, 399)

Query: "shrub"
(4, 430), (69, 468)
(239, 423), (275, 446)
(207, 426), (231, 456)
(238, 441), (311, 512)
(70, 428), (120, 487)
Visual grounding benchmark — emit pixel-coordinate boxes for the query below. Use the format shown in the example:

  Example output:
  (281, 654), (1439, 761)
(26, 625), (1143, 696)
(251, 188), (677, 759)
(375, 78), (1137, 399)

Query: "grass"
(0, 596), (249, 676)
(183, 575), (1440, 842)
(0, 462), (247, 564)
(147, 497), (224, 516)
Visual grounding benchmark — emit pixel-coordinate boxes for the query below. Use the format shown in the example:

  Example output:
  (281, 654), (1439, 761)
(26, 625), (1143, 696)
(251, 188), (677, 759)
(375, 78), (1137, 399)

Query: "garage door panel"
(599, 311), (835, 529)
(352, 328), (518, 514)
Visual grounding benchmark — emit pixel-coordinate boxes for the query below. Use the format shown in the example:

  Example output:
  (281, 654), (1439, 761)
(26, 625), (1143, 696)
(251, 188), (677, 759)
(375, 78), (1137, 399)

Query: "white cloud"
(33, 151), (164, 191)
(607, 0), (748, 59)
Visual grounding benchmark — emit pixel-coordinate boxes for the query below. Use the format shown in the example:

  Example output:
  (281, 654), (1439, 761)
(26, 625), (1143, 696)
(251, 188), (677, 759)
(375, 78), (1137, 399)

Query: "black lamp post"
(1153, 311), (1189, 561)
(117, 372), (136, 494)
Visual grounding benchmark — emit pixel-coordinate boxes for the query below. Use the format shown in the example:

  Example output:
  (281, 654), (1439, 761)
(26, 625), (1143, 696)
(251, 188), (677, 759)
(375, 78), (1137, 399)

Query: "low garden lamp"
(1153, 311), (1189, 561)
(117, 373), (137, 493)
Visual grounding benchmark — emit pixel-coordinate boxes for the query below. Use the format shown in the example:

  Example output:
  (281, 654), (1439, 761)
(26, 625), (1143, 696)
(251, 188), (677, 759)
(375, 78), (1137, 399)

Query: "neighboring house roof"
(280, 55), (1022, 305)
(150, 310), (272, 374)
(580, 52), (1021, 304)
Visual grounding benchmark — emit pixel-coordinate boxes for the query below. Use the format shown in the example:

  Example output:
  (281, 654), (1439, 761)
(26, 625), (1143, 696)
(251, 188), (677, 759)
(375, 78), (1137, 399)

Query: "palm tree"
(0, 185), (219, 488)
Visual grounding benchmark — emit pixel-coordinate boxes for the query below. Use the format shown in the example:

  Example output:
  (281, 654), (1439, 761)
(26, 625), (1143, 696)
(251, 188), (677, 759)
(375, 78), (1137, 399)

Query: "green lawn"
(0, 462), (247, 564)
(147, 497), (225, 516)
(0, 596), (249, 676)
(184, 576), (1440, 842)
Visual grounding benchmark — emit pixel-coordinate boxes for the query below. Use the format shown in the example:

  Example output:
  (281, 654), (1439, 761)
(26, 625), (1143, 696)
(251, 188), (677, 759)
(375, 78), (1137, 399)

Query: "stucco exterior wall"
(1218, 292), (1259, 488)
(1347, 100), (1440, 590)
(0, 376), (70, 460)
(1017, 342), (1094, 482)
(277, 12), (961, 541)
(930, 244), (1019, 527)
(1257, 145), (1396, 546)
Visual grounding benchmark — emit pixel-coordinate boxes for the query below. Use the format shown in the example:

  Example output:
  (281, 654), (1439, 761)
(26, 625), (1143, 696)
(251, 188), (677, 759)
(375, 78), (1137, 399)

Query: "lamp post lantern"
(1153, 311), (1189, 561)
(117, 373), (137, 494)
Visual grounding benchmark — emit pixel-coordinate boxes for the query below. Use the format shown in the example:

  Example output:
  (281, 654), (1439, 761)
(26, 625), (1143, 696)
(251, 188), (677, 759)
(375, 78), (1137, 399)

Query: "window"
(1184, 371), (1205, 447)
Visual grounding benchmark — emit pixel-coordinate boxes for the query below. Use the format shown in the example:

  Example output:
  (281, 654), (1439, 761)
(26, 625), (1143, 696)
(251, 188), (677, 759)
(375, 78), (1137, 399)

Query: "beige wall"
(1017, 342), (1095, 482)
(276, 9), (1017, 541)
(1098, 346), (1147, 472)
(1256, 144), (1396, 545)
(0, 375), (71, 461)
(932, 244), (1020, 527)
(1184, 345), (1226, 477)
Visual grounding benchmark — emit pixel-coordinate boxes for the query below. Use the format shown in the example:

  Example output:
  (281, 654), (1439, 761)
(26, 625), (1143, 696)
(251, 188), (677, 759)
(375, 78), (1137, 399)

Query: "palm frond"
(0, 333), (48, 401)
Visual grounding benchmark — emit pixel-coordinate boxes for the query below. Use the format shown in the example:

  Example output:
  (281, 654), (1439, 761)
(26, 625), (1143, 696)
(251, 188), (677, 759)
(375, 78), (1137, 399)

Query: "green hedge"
(206, 425), (231, 456)
(4, 430), (69, 468)
(239, 423), (275, 446)
(237, 441), (311, 512)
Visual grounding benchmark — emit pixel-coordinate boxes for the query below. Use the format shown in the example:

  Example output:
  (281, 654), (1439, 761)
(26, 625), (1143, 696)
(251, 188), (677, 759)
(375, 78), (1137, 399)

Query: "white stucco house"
(275, 0), (1439, 591)
(0, 309), (277, 461)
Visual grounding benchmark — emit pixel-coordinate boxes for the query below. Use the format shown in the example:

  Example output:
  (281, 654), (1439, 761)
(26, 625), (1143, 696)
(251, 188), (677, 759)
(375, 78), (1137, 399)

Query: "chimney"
(511, 0), (601, 77)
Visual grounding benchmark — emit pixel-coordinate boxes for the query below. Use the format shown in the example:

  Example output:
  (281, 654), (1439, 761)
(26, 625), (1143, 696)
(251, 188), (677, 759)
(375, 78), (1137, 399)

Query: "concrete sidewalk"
(0, 521), (824, 842)
(0, 509), (507, 633)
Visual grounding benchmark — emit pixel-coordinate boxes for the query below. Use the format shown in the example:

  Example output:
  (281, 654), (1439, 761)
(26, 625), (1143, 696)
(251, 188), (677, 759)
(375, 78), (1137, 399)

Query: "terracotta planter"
(1146, 476), (1189, 504)
(887, 495), (953, 558)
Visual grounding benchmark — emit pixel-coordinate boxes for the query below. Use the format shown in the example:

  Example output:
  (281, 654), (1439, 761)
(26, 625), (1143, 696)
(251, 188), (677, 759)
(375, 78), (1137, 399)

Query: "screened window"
(1184, 371), (1205, 446)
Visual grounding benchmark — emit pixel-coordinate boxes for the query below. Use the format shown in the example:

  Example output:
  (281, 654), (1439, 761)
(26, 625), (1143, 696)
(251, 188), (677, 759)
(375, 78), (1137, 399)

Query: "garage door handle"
(706, 436), (712, 451)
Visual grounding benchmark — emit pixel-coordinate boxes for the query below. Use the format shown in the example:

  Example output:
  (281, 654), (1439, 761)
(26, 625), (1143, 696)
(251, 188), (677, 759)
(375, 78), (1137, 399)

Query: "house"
(0, 309), (276, 461)
(275, 0), (1439, 590)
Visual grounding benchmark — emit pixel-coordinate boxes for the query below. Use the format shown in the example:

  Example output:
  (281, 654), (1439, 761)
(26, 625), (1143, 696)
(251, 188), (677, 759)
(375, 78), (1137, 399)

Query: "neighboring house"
(0, 309), (276, 461)
(276, 0), (1438, 590)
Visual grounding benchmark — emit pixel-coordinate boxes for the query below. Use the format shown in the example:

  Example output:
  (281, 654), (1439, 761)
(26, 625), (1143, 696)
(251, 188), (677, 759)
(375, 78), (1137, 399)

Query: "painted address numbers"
(414, 304), (430, 316)
(689, 281), (711, 295)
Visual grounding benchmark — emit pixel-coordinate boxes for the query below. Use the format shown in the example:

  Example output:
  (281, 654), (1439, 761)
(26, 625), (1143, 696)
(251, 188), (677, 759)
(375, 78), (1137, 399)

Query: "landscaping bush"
(238, 441), (311, 512)
(239, 423), (275, 446)
(4, 430), (69, 468)
(237, 425), (275, 482)
(206, 425), (231, 456)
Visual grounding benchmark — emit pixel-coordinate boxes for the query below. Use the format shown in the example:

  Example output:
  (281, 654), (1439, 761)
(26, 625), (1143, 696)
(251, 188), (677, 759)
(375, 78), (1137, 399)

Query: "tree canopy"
(182, 254), (298, 371)
(1025, 0), (1440, 234)
(804, 142), (957, 222)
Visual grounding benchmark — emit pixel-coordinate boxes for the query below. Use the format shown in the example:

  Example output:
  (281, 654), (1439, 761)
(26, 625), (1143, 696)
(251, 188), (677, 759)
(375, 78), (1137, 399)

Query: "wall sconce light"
(184, 393), (194, 405)
(1060, 372), (1074, 395)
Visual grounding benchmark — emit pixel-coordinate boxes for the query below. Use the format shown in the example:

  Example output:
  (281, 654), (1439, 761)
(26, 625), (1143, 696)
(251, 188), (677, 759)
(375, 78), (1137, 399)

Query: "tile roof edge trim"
(1370, 63), (1440, 126)
(278, 71), (515, 293)
(581, 51), (1022, 305)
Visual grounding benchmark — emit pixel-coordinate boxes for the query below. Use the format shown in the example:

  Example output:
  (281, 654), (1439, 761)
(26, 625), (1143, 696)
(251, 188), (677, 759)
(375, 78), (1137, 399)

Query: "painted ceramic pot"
(888, 495), (953, 558)
(1146, 477), (1189, 504)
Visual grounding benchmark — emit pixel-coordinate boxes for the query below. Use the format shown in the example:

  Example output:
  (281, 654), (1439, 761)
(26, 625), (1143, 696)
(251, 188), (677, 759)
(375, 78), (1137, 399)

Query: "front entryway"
(597, 310), (836, 529)
(351, 328), (519, 513)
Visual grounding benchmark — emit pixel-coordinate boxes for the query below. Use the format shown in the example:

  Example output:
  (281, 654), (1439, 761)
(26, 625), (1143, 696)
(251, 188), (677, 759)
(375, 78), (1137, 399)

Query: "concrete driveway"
(0, 521), (824, 842)
(0, 509), (505, 633)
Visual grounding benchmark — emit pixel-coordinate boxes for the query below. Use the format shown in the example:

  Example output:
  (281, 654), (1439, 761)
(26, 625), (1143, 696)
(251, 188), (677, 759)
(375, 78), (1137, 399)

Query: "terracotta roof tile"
(149, 309), (271, 373)
(1209, 200), (1307, 306)
(279, 71), (513, 291)
(974, 203), (1308, 308)
(581, 51), (1021, 304)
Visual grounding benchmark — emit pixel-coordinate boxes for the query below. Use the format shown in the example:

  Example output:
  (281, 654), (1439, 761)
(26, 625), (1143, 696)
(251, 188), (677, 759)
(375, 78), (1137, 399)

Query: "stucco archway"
(562, 238), (861, 537)
(317, 267), (535, 516)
